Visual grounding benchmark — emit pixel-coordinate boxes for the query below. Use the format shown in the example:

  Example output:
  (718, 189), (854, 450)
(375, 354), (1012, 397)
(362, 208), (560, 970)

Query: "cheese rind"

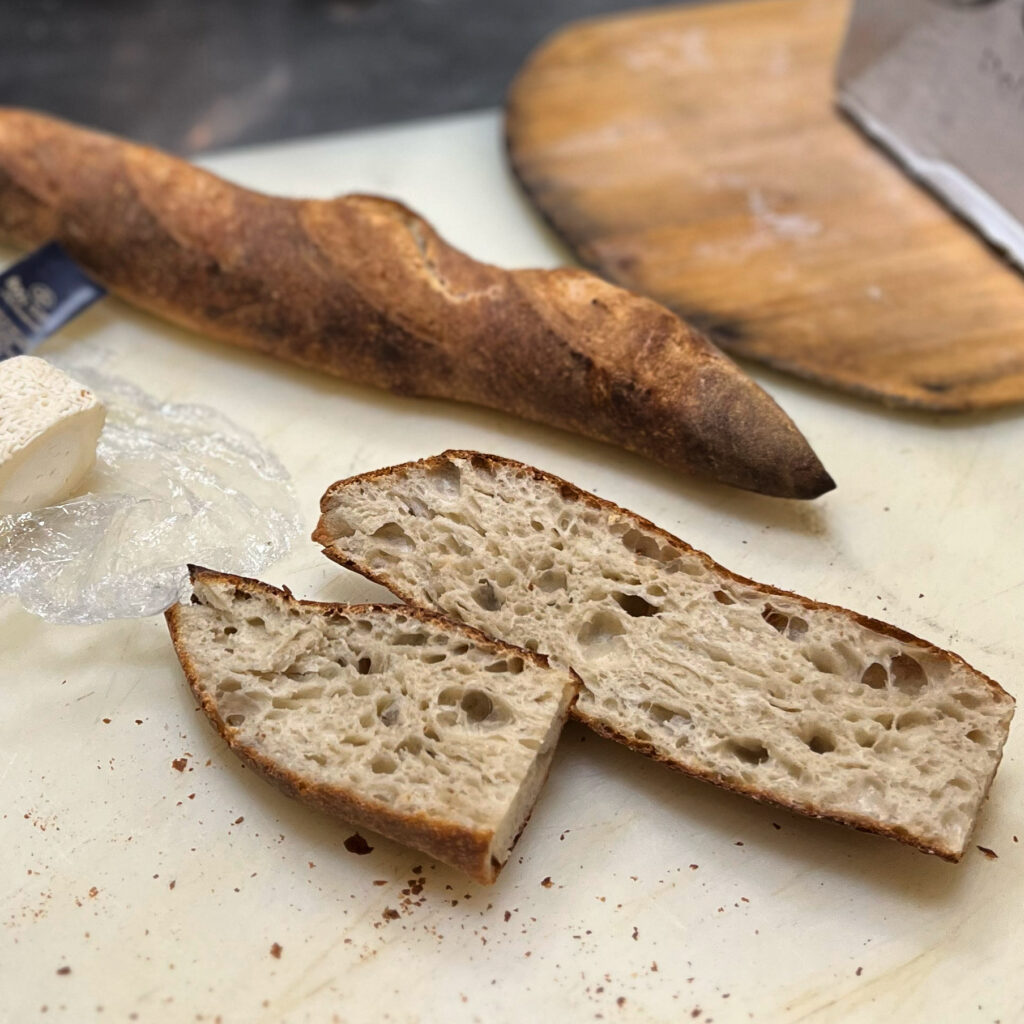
(0, 356), (106, 515)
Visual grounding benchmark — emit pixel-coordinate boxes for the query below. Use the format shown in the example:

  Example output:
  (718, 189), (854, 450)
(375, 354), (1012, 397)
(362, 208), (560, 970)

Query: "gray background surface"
(2, 0), (706, 153)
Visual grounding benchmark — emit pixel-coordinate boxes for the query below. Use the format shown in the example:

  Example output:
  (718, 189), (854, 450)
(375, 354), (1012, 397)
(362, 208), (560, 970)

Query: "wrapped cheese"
(0, 355), (105, 515)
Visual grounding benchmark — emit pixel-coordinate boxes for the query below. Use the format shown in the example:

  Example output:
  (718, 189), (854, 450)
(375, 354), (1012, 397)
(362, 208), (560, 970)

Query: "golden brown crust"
(314, 451), (1014, 859)
(0, 106), (832, 499)
(165, 566), (580, 884)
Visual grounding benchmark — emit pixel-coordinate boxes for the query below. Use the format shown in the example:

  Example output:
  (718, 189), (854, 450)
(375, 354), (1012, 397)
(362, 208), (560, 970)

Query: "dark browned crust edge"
(313, 450), (1015, 861)
(576, 710), (961, 859)
(165, 565), (580, 885)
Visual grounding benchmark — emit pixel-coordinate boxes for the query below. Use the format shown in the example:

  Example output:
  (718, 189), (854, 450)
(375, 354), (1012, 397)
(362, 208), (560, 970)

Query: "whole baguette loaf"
(314, 451), (1015, 861)
(0, 108), (832, 500)
(165, 566), (579, 883)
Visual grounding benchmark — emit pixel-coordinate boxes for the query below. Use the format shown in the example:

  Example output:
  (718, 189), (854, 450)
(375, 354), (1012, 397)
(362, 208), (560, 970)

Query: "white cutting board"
(2, 111), (1022, 1024)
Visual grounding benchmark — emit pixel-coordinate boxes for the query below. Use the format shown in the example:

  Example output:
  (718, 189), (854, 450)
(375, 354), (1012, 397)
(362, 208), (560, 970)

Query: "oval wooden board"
(506, 0), (1024, 411)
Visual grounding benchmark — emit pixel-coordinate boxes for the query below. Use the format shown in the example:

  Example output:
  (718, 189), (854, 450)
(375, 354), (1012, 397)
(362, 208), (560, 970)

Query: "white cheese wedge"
(0, 356), (106, 515)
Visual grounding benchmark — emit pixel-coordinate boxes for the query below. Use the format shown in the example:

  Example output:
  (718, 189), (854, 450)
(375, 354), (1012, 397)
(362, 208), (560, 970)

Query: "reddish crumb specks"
(651, 962), (659, 972)
(169, 881), (176, 890)
(504, 911), (512, 923)
(540, 876), (553, 888)
(88, 887), (98, 899)
(372, 880), (388, 886)
(617, 997), (626, 1008)
(978, 846), (998, 860)
(270, 943), (282, 959)
(56, 967), (70, 976)
(344, 833), (373, 855)
(382, 908), (399, 921)
(691, 1010), (701, 1019)
(171, 758), (187, 773)
(631, 927), (639, 941)
(856, 967), (863, 976)
(233, 816), (244, 825)
(101, 719), (111, 725)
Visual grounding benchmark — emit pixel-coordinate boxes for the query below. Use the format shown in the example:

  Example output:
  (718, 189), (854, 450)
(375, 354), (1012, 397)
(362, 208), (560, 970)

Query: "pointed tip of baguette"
(682, 360), (837, 499)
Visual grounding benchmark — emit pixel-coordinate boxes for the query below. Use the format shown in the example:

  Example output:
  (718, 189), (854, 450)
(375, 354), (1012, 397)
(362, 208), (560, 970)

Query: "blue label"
(0, 243), (106, 360)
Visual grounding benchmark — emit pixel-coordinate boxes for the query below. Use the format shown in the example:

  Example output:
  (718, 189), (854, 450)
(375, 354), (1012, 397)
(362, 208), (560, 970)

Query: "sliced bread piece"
(165, 566), (579, 883)
(314, 451), (1015, 861)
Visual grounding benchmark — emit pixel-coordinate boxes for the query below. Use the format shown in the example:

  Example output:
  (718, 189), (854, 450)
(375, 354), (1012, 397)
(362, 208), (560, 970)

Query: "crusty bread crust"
(166, 566), (579, 884)
(575, 715), (954, 861)
(314, 451), (1014, 861)
(0, 107), (833, 500)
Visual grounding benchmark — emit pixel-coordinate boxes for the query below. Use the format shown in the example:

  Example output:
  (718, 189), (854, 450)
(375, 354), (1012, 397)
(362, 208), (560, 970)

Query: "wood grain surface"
(506, 0), (1024, 411)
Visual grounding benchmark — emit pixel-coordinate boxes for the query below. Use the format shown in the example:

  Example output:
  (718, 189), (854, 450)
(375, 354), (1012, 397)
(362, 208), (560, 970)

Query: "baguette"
(165, 566), (579, 883)
(0, 107), (833, 499)
(314, 451), (1015, 861)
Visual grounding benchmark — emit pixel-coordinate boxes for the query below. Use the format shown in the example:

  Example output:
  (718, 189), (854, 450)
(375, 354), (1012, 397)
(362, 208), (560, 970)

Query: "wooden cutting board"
(506, 0), (1024, 411)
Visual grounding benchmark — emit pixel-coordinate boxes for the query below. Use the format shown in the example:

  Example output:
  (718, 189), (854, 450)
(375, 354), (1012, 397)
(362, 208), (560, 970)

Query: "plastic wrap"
(0, 355), (301, 624)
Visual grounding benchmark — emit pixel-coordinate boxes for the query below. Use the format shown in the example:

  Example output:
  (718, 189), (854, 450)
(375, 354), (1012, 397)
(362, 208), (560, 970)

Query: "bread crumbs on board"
(344, 834), (374, 855)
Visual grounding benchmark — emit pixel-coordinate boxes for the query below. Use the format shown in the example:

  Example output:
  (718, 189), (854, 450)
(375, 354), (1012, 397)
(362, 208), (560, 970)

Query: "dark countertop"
(2, 0), (703, 154)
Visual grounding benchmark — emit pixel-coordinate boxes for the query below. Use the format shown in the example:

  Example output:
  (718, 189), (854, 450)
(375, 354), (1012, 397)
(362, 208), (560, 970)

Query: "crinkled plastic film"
(0, 355), (301, 624)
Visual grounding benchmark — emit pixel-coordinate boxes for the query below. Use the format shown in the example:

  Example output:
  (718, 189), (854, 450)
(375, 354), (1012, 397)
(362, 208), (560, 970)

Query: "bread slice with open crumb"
(314, 451), (1015, 862)
(165, 566), (579, 883)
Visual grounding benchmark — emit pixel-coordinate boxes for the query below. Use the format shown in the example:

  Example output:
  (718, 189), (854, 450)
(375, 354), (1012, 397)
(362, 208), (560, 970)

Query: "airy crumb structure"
(166, 567), (579, 883)
(315, 451), (1015, 861)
